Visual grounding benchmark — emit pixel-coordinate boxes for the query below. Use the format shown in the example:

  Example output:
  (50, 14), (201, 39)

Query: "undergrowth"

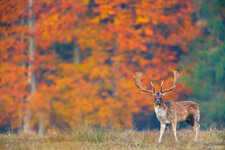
(0, 126), (224, 150)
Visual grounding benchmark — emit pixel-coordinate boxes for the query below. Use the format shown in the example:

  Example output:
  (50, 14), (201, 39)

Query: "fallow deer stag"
(133, 71), (200, 143)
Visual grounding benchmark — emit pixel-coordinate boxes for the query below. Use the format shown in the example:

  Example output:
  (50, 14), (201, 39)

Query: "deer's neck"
(154, 101), (170, 124)
(154, 101), (168, 111)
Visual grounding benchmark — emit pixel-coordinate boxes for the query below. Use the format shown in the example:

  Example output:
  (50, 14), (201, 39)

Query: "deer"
(133, 71), (200, 143)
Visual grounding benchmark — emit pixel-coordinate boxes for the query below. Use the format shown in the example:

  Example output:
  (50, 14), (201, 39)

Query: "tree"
(73, 0), (198, 128)
(179, 0), (225, 129)
(0, 0), (199, 131)
(0, 0), (28, 130)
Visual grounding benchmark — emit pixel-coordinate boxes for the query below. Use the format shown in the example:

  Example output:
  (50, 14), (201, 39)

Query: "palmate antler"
(160, 71), (179, 93)
(134, 71), (179, 94)
(133, 72), (155, 93)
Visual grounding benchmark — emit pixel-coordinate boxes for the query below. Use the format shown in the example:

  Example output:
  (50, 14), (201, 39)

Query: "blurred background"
(0, 0), (224, 135)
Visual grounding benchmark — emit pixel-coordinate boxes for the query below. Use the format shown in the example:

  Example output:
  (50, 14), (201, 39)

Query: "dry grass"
(0, 127), (224, 150)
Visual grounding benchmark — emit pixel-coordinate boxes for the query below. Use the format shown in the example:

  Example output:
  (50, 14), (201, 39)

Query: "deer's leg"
(171, 120), (178, 142)
(158, 123), (166, 143)
(193, 122), (200, 142)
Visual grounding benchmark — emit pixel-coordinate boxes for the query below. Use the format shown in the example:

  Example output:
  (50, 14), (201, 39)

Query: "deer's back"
(165, 101), (200, 122)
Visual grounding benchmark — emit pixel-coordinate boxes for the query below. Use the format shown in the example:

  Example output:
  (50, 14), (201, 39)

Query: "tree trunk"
(24, 0), (36, 132)
(19, 14), (25, 133)
(73, 44), (81, 64)
(38, 116), (45, 136)
(112, 35), (119, 98)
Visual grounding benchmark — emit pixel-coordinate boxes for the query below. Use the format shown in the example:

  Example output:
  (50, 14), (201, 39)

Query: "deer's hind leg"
(186, 114), (200, 142)
(193, 112), (200, 142)
(193, 122), (200, 142)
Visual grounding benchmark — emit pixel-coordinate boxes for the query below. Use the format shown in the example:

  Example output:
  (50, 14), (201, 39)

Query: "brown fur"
(154, 100), (200, 143)
(157, 101), (200, 124)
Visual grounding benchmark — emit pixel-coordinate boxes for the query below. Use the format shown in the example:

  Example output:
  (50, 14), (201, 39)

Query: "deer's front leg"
(171, 120), (179, 142)
(158, 123), (166, 143)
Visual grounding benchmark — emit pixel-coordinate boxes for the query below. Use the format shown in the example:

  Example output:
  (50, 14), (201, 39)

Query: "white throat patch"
(154, 105), (170, 124)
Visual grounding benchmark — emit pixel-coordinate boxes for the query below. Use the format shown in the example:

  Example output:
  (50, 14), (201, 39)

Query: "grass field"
(0, 127), (224, 150)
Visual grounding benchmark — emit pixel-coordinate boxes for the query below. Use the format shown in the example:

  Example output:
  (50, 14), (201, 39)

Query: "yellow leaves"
(152, 20), (158, 25)
(92, 17), (100, 23)
(114, 13), (129, 26)
(99, 5), (113, 19)
(52, 14), (59, 21)
(120, 79), (133, 89)
(77, 24), (104, 51)
(136, 16), (149, 24)
(114, 18), (121, 26)
(81, 0), (89, 5)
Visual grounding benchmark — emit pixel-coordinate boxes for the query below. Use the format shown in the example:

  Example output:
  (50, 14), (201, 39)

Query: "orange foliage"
(0, 0), (28, 128)
(0, 0), (198, 130)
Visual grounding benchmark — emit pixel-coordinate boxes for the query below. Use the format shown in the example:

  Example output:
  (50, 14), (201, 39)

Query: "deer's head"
(133, 71), (179, 105)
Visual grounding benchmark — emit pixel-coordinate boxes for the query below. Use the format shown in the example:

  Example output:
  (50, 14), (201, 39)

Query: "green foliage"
(180, 0), (225, 129)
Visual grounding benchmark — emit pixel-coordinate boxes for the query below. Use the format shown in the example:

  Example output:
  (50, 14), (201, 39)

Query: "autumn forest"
(0, 0), (224, 135)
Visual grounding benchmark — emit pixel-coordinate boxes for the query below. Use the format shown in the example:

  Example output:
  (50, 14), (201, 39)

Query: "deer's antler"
(133, 72), (155, 93)
(161, 71), (179, 93)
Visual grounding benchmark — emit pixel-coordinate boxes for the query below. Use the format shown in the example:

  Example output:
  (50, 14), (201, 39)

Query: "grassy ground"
(0, 127), (224, 150)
